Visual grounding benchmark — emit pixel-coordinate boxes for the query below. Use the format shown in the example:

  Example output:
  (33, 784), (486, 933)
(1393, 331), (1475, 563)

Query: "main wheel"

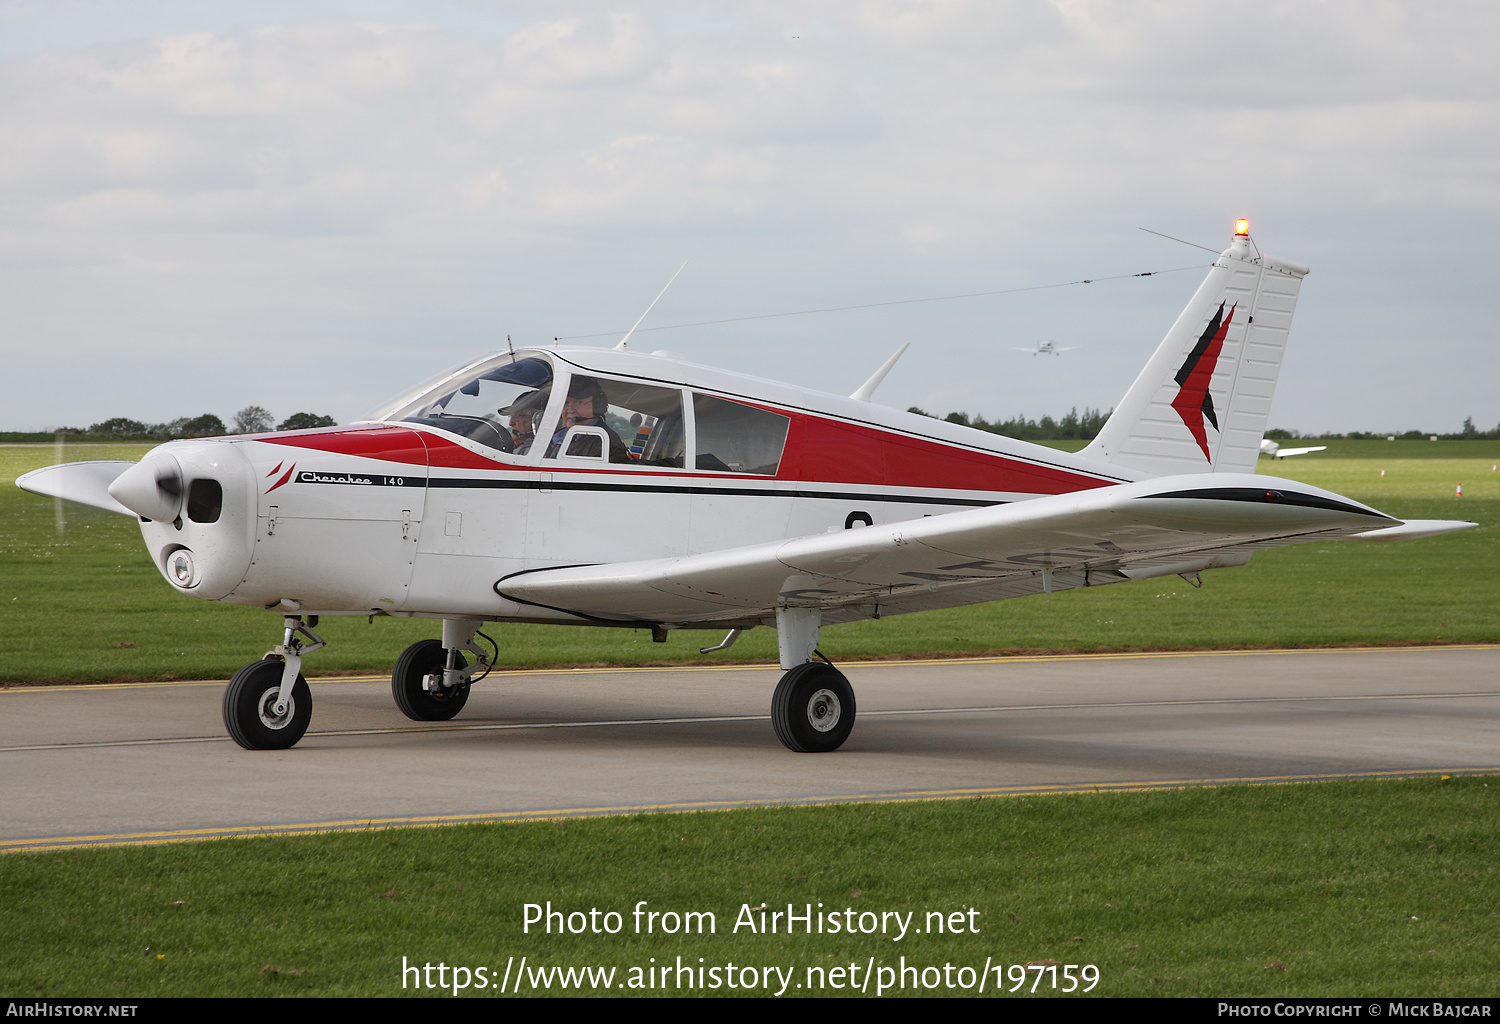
(771, 662), (855, 752)
(223, 658), (312, 750)
(392, 639), (470, 721)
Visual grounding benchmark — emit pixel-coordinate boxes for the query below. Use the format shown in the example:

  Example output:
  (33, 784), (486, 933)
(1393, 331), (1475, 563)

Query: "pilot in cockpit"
(501, 389), (546, 455)
(545, 376), (629, 462)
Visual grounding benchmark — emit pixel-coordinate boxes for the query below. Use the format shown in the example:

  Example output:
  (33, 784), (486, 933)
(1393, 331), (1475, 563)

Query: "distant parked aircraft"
(1260, 439), (1327, 459)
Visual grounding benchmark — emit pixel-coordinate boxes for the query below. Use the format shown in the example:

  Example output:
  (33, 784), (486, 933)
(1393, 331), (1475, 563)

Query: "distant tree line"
(908, 406), (1112, 441)
(34, 407), (337, 442)
(14, 406), (1498, 445)
(1268, 417), (1500, 441)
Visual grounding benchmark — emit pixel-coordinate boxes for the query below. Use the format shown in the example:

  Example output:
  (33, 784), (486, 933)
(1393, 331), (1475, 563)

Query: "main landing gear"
(392, 618), (494, 722)
(770, 606), (855, 753)
(223, 615), (324, 750)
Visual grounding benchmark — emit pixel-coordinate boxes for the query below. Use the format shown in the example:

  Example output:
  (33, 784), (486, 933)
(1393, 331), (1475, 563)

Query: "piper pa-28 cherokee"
(20, 220), (1474, 753)
(1013, 340), (1077, 356)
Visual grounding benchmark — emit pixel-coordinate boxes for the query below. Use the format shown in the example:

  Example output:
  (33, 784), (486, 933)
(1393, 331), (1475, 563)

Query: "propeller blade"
(16, 462), (138, 516)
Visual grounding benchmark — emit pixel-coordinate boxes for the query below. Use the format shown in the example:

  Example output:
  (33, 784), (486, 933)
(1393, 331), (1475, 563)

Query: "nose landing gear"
(223, 615), (324, 750)
(223, 660), (312, 750)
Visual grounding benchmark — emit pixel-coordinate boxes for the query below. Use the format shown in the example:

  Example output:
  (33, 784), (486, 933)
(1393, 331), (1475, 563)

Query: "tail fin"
(1079, 224), (1309, 476)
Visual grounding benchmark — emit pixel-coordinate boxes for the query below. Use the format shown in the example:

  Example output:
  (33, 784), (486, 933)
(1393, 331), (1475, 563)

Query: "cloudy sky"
(3, 1), (1496, 434)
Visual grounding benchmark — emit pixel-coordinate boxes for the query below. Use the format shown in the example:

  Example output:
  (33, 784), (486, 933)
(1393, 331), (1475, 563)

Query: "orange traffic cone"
(1456, 483), (1463, 497)
(1379, 469), (1386, 478)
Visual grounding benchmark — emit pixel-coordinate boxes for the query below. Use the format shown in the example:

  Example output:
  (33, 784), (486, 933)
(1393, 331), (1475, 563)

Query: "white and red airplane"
(1013, 340), (1077, 356)
(19, 220), (1474, 753)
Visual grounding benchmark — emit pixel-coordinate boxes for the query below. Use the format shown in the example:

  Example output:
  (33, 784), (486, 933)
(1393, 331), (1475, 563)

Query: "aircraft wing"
(496, 473), (1476, 628)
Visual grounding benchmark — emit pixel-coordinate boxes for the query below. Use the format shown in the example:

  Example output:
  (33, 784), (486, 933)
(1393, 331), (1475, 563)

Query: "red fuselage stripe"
(258, 417), (1111, 496)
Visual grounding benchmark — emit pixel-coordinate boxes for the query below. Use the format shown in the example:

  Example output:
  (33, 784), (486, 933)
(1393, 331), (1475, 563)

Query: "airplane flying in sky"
(1013, 340), (1077, 356)
(19, 220), (1474, 754)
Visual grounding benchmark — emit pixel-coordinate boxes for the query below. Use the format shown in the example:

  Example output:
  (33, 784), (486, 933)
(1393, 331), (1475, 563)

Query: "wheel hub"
(806, 687), (842, 732)
(256, 686), (295, 730)
(423, 672), (464, 700)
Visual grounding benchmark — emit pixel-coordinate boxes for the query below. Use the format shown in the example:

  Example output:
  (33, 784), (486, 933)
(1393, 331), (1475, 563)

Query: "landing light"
(1235, 218), (1250, 236)
(167, 549), (198, 588)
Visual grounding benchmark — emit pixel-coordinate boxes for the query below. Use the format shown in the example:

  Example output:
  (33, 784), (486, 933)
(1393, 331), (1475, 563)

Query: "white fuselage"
(134, 346), (1136, 625)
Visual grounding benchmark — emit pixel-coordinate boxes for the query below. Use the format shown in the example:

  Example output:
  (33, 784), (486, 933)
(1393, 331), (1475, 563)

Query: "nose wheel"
(222, 614), (323, 750)
(771, 661), (855, 752)
(223, 658), (312, 750)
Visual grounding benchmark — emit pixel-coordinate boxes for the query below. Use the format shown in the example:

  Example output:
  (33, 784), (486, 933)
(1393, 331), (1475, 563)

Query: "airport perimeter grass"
(3, 441), (1498, 683)
(0, 776), (1495, 997)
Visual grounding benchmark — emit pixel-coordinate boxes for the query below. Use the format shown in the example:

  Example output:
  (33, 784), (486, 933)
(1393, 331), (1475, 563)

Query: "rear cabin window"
(692, 394), (789, 475)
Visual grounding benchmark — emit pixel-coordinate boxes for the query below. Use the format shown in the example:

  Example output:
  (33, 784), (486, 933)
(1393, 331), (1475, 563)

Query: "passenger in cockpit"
(546, 376), (629, 462)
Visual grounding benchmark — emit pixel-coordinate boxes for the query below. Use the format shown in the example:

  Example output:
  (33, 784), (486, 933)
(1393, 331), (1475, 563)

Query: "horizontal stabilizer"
(15, 461), (137, 516)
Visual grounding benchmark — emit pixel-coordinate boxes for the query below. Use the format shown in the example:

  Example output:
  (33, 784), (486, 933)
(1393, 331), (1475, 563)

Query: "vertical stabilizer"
(1079, 223), (1309, 476)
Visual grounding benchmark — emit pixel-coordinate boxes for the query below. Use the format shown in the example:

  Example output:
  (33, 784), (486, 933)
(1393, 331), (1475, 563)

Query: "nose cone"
(131, 440), (257, 601)
(108, 454), (183, 522)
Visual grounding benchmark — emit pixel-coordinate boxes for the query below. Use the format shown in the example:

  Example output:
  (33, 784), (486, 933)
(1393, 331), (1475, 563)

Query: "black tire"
(223, 658), (312, 750)
(392, 639), (470, 721)
(771, 662), (855, 752)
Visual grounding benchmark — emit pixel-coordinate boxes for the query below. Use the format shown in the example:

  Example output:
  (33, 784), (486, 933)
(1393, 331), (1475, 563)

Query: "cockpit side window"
(396, 356), (554, 456)
(692, 394), (789, 475)
(543, 375), (688, 467)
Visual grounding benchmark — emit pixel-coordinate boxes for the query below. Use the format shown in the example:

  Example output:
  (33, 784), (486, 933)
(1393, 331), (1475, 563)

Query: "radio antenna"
(616, 261), (688, 350)
(1138, 227), (1220, 254)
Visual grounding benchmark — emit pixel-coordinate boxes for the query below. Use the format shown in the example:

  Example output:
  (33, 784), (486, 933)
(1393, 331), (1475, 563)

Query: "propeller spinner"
(107, 453), (185, 523)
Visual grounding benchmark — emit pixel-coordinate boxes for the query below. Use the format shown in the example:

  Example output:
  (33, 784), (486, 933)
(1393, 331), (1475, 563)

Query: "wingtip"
(1350, 519), (1478, 542)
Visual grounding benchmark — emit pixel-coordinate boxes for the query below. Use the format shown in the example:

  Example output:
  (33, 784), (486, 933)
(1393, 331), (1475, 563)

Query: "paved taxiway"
(2, 645), (1497, 852)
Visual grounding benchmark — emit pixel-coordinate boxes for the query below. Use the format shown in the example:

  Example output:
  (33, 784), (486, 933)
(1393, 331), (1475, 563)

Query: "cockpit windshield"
(384, 355), (555, 455)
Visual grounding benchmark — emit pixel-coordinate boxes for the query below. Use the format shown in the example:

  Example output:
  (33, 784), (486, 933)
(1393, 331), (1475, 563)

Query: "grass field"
(0, 776), (1494, 997)
(4, 441), (1497, 999)
(3, 440), (1497, 684)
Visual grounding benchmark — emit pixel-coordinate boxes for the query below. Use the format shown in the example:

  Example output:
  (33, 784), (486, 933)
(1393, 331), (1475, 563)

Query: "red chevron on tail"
(1171, 302), (1235, 460)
